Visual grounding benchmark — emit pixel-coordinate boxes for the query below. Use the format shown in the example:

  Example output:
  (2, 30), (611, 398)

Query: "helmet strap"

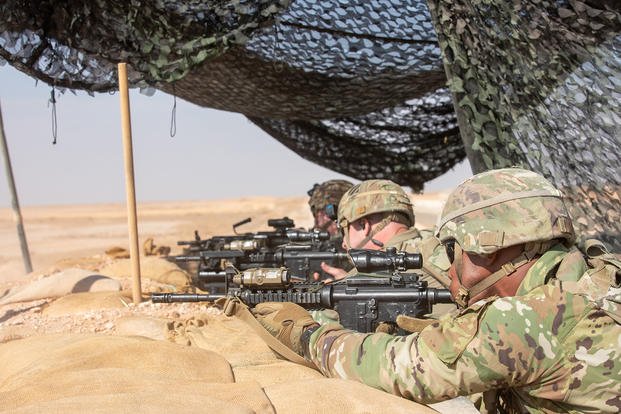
(344, 214), (394, 250)
(453, 244), (543, 308)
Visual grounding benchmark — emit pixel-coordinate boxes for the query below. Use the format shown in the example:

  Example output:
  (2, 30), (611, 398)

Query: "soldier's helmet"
(436, 168), (575, 255)
(337, 179), (415, 229)
(308, 179), (354, 218)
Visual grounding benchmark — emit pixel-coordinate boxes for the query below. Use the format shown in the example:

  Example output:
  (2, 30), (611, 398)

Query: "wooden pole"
(0, 101), (33, 274)
(117, 63), (142, 304)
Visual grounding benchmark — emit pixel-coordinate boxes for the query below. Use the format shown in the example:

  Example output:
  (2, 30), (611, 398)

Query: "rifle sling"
(221, 298), (318, 370)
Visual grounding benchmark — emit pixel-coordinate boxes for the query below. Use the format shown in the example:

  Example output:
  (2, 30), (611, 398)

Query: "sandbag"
(264, 378), (440, 413)
(99, 257), (191, 289)
(233, 360), (323, 387)
(116, 315), (170, 340)
(0, 334), (275, 414)
(0, 269), (121, 306)
(42, 291), (133, 317)
(166, 313), (281, 367)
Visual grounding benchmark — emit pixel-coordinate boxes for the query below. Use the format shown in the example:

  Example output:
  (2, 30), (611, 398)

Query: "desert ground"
(0, 193), (446, 284)
(0, 193), (479, 413)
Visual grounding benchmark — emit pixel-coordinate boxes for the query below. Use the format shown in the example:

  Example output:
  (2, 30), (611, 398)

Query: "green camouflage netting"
(0, 0), (619, 249)
(427, 0), (620, 249)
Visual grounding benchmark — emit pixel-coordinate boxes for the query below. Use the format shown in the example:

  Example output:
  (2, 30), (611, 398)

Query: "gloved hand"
(396, 314), (437, 333)
(252, 302), (319, 356)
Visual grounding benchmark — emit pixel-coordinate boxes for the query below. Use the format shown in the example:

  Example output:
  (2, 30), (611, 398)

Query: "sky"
(0, 65), (472, 208)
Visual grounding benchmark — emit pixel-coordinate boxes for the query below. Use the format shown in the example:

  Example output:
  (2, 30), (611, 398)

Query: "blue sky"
(0, 65), (471, 207)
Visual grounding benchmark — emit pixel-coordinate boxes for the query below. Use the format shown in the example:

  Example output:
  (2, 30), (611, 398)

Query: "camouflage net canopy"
(0, 0), (619, 248)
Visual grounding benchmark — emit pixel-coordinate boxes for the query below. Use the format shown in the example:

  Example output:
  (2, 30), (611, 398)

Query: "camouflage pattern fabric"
(310, 309), (340, 326)
(383, 228), (456, 317)
(436, 168), (576, 255)
(337, 180), (415, 228)
(307, 243), (621, 412)
(308, 180), (354, 215)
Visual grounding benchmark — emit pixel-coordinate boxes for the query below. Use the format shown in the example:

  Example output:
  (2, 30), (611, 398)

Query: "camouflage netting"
(0, 0), (619, 248)
(426, 0), (621, 249)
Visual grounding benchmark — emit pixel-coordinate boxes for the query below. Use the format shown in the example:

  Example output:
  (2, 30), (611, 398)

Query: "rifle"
(152, 248), (454, 333)
(176, 244), (350, 293)
(177, 217), (331, 252)
(173, 216), (343, 291)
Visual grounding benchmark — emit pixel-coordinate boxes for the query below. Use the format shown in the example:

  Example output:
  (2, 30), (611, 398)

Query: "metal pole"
(0, 101), (33, 274)
(117, 63), (142, 304)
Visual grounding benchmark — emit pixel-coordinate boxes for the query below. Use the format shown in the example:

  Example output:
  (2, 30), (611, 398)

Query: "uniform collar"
(516, 243), (586, 295)
(384, 227), (422, 249)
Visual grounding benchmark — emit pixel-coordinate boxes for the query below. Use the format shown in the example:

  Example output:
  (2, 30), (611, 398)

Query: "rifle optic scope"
(285, 229), (330, 242)
(349, 247), (422, 272)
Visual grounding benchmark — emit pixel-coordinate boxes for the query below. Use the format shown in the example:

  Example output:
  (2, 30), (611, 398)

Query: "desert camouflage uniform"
(337, 180), (454, 318)
(336, 179), (440, 274)
(307, 168), (621, 412)
(307, 242), (621, 412)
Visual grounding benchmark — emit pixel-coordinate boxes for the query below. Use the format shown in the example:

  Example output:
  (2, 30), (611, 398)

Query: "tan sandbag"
(233, 360), (323, 387)
(264, 378), (440, 413)
(0, 334), (234, 386)
(105, 246), (130, 259)
(167, 313), (281, 367)
(144, 238), (171, 257)
(116, 315), (170, 340)
(42, 291), (133, 317)
(2, 389), (254, 414)
(2, 376), (273, 413)
(0, 269), (121, 306)
(0, 334), (265, 413)
(99, 257), (191, 288)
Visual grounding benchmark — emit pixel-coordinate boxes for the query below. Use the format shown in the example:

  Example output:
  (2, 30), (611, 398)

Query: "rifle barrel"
(429, 288), (453, 304)
(151, 293), (223, 303)
(173, 255), (202, 262)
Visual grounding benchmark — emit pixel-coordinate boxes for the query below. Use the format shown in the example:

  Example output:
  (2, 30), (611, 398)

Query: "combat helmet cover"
(436, 168), (575, 255)
(308, 179), (354, 214)
(337, 179), (415, 228)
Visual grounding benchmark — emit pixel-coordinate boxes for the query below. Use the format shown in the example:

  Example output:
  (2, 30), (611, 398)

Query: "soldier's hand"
(396, 315), (437, 333)
(313, 262), (348, 283)
(252, 302), (318, 356)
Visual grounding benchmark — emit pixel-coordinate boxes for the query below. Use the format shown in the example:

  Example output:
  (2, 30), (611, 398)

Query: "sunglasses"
(324, 203), (337, 221)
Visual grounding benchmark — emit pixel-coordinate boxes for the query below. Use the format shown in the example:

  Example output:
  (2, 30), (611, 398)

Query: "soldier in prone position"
(251, 168), (621, 412)
(315, 179), (455, 320)
(307, 179), (353, 238)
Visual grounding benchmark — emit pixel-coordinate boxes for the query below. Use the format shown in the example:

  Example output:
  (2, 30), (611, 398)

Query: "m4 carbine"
(176, 244), (350, 292)
(177, 217), (331, 252)
(173, 216), (343, 292)
(152, 248), (454, 333)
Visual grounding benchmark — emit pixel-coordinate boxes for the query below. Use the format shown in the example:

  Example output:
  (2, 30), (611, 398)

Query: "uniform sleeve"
(308, 295), (566, 404)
